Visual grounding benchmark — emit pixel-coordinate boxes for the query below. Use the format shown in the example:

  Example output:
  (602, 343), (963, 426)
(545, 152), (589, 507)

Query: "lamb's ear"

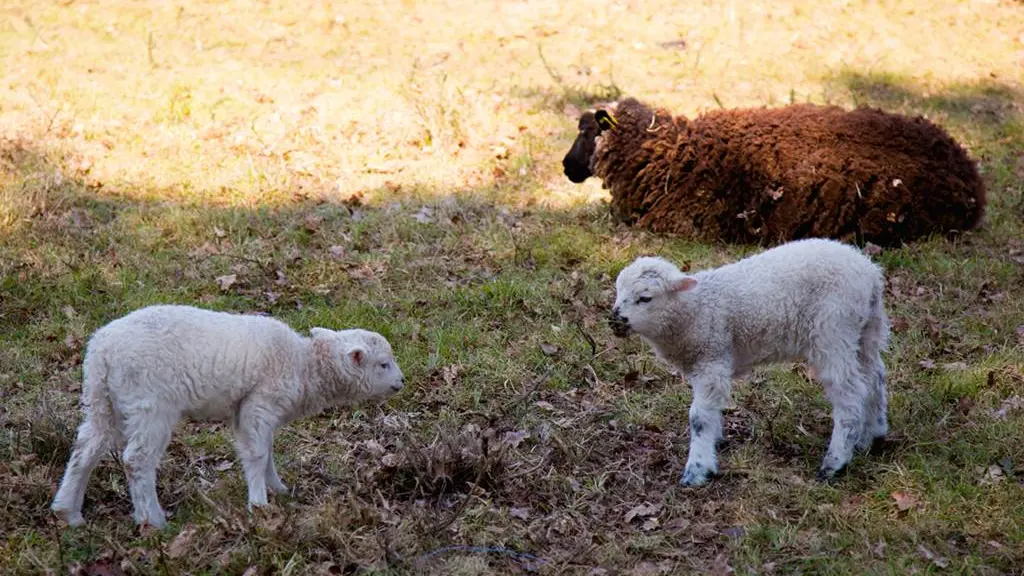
(348, 347), (365, 367)
(310, 327), (334, 340)
(668, 276), (697, 292)
(594, 110), (618, 132)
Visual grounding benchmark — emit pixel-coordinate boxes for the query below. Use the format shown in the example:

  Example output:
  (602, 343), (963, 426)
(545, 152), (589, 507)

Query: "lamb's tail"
(858, 278), (890, 408)
(80, 346), (118, 445)
(51, 341), (118, 526)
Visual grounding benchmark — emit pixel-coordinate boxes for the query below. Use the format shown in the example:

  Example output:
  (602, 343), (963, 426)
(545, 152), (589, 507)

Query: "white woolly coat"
(624, 239), (885, 377)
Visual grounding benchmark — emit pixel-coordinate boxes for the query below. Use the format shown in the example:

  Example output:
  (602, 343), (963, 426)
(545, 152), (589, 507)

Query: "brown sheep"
(562, 97), (986, 246)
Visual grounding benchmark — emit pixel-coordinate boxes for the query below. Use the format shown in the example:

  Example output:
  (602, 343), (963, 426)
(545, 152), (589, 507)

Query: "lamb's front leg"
(681, 362), (733, 487)
(264, 434), (288, 495)
(232, 402), (278, 509)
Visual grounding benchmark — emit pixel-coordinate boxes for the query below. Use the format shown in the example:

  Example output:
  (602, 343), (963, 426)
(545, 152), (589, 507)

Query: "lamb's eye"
(380, 362), (389, 370)
(635, 296), (652, 304)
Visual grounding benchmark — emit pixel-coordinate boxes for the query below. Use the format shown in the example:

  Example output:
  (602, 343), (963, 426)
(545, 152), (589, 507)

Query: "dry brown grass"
(2, 0), (1024, 574)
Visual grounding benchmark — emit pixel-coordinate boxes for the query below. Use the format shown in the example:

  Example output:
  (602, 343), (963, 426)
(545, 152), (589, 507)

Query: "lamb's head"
(311, 328), (405, 401)
(611, 256), (697, 338)
(562, 108), (618, 183)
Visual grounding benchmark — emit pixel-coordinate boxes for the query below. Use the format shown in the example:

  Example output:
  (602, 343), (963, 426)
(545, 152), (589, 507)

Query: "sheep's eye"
(635, 296), (652, 304)
(380, 362), (389, 370)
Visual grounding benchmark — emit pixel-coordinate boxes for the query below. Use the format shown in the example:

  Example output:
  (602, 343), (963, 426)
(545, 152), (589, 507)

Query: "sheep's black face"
(562, 112), (601, 183)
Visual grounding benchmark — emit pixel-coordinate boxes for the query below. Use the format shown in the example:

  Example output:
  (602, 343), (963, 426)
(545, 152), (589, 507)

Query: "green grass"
(2, 0), (1024, 574)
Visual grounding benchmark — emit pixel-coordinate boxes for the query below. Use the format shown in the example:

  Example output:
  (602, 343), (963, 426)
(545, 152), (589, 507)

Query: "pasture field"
(1, 0), (1023, 573)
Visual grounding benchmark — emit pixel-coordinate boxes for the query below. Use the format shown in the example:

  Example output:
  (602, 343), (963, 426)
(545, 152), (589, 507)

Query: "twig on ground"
(414, 545), (547, 571)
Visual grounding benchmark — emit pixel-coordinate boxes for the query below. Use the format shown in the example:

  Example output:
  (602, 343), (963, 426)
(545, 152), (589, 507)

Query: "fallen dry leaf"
(917, 544), (949, 569)
(215, 274), (237, 290)
(77, 559), (127, 576)
(624, 502), (662, 523)
(980, 464), (1005, 485)
(891, 491), (918, 512)
(991, 395), (1024, 419)
(509, 507), (530, 521)
(502, 430), (529, 448)
(872, 539), (887, 559)
(539, 342), (560, 356)
(441, 365), (460, 385)
(919, 358), (936, 370)
(412, 206), (433, 223)
(166, 525), (199, 559)
(890, 317), (910, 333)
(362, 439), (386, 456)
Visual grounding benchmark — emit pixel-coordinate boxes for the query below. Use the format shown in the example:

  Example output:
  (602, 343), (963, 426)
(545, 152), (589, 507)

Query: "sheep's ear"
(310, 327), (334, 339)
(348, 347), (365, 367)
(595, 110), (618, 132)
(669, 276), (697, 292)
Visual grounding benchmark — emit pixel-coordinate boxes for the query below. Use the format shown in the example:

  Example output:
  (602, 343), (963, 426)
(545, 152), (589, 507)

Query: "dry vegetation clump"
(375, 424), (510, 501)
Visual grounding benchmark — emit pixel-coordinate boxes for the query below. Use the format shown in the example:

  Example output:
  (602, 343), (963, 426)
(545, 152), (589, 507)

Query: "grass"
(2, 0), (1023, 573)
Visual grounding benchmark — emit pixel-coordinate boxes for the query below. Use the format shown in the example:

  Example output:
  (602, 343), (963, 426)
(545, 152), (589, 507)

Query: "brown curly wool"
(563, 97), (986, 246)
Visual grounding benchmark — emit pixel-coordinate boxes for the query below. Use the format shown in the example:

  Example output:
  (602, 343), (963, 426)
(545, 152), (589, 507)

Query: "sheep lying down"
(610, 239), (890, 486)
(51, 305), (405, 528)
(564, 98), (986, 247)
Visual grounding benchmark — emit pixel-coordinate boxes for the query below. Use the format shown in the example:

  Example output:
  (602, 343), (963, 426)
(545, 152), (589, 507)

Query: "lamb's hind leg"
(813, 355), (869, 481)
(680, 362), (733, 487)
(265, 434), (288, 495)
(121, 410), (175, 528)
(51, 416), (112, 527)
(856, 358), (888, 452)
(232, 399), (280, 509)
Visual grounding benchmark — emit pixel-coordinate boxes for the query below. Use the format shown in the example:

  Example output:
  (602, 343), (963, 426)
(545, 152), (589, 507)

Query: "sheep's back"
(88, 305), (304, 419)
(615, 103), (984, 246)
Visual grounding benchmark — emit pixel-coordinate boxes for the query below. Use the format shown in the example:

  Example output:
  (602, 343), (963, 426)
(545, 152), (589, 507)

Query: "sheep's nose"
(390, 384), (403, 392)
(608, 308), (631, 337)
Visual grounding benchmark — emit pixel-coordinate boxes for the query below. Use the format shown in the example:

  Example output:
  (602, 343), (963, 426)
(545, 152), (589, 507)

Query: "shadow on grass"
(834, 70), (1023, 130)
(828, 69), (1024, 226)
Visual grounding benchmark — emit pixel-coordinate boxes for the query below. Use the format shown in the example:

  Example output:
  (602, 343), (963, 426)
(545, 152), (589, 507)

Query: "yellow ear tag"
(595, 110), (618, 130)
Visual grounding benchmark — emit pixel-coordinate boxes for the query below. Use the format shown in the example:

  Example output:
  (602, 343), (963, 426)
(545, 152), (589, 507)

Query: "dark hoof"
(680, 464), (714, 487)
(867, 436), (890, 455)
(815, 463), (848, 483)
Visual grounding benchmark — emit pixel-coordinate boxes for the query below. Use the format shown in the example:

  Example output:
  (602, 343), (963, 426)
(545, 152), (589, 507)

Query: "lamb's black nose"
(608, 309), (631, 337)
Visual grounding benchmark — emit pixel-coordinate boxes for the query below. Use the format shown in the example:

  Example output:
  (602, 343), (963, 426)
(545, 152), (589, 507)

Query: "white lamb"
(610, 238), (889, 486)
(51, 305), (405, 528)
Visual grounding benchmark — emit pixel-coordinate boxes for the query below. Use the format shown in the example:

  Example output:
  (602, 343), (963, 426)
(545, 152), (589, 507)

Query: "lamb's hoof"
(867, 435), (889, 455)
(247, 500), (271, 513)
(856, 433), (887, 453)
(51, 506), (85, 528)
(680, 464), (714, 487)
(134, 510), (168, 530)
(269, 483), (290, 495)
(136, 516), (168, 530)
(815, 464), (847, 483)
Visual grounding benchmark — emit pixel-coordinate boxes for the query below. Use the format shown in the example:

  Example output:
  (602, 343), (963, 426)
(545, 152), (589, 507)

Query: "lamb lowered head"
(310, 327), (405, 401)
(610, 256), (697, 338)
(562, 108), (618, 183)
